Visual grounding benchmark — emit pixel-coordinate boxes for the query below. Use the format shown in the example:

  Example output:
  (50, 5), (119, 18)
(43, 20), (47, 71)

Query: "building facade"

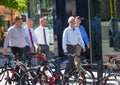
(0, 6), (20, 46)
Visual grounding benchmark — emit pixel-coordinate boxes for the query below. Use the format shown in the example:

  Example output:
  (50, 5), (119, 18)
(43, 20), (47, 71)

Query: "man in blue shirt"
(62, 16), (85, 84)
(2, 16), (34, 84)
(75, 16), (90, 64)
(75, 16), (90, 49)
(2, 16), (34, 60)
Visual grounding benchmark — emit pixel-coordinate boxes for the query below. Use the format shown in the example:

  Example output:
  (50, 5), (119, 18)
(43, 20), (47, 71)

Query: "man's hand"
(2, 49), (7, 55)
(64, 52), (68, 56)
(37, 45), (41, 51)
(87, 45), (90, 49)
(37, 47), (42, 55)
(30, 47), (34, 52)
(83, 48), (86, 52)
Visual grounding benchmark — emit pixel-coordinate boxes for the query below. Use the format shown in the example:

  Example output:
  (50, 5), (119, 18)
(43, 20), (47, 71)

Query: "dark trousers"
(11, 46), (30, 61)
(11, 46), (30, 81)
(39, 44), (50, 59)
(65, 45), (76, 75)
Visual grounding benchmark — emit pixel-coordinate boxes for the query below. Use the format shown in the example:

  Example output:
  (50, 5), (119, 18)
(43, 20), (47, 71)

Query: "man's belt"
(67, 44), (77, 47)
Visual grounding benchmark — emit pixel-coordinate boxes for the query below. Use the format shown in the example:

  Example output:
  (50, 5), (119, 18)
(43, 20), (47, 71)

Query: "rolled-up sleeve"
(80, 26), (90, 45)
(62, 29), (67, 52)
(3, 29), (12, 49)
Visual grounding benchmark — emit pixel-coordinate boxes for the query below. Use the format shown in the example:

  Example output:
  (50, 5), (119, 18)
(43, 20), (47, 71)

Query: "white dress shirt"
(24, 26), (39, 45)
(35, 26), (49, 45)
(62, 26), (85, 52)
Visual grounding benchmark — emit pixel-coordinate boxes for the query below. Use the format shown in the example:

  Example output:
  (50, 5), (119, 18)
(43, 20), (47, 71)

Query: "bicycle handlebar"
(64, 53), (76, 57)
(0, 53), (13, 60)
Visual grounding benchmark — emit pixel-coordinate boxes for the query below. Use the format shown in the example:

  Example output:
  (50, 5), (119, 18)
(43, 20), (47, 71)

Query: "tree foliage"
(0, 0), (27, 12)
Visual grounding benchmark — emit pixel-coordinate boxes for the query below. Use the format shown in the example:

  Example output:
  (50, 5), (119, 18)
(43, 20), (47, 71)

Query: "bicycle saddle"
(104, 54), (117, 58)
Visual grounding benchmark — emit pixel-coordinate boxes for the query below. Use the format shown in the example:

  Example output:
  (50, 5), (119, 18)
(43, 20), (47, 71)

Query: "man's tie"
(29, 28), (34, 46)
(43, 28), (47, 44)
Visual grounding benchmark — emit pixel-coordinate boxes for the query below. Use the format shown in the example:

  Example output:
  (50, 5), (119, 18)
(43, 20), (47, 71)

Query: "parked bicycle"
(100, 54), (120, 85)
(61, 53), (95, 85)
(0, 53), (15, 73)
(19, 53), (95, 85)
(19, 53), (48, 85)
(0, 52), (40, 85)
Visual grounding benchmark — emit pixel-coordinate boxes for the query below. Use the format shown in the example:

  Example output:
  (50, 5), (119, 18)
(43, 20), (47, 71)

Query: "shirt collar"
(39, 25), (44, 28)
(75, 24), (80, 27)
(14, 24), (22, 29)
(68, 26), (76, 30)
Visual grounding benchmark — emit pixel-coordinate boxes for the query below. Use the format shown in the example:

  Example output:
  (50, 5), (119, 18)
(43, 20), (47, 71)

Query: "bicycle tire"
(100, 73), (120, 85)
(0, 68), (20, 85)
(0, 60), (13, 74)
(82, 69), (96, 85)
(19, 69), (48, 85)
(68, 69), (95, 85)
(0, 66), (6, 74)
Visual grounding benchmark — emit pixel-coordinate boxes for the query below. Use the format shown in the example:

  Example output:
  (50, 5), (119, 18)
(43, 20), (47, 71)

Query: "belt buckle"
(20, 47), (24, 49)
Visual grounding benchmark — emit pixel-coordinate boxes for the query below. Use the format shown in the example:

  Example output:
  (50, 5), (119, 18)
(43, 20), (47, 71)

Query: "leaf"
(0, 0), (27, 12)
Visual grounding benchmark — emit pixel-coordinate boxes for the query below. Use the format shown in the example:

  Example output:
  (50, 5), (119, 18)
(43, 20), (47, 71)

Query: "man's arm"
(80, 26), (90, 47)
(24, 29), (34, 52)
(2, 28), (12, 54)
(62, 29), (67, 53)
(31, 29), (39, 45)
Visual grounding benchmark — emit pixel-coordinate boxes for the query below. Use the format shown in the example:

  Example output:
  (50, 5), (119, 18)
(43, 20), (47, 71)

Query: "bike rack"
(97, 60), (103, 85)
(55, 57), (61, 84)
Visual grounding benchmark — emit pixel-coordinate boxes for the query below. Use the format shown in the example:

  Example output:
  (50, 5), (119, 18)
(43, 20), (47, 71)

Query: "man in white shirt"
(2, 17), (34, 84)
(62, 16), (85, 84)
(35, 17), (50, 59)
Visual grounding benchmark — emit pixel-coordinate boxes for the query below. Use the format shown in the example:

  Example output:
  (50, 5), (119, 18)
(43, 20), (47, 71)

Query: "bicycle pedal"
(64, 74), (69, 77)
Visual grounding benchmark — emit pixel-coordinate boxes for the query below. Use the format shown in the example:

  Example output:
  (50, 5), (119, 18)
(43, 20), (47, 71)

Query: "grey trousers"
(74, 44), (82, 68)
(39, 44), (50, 59)
(65, 44), (77, 75)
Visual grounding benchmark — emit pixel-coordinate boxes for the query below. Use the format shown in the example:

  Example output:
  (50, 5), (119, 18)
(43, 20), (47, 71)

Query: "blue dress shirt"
(3, 25), (32, 49)
(62, 26), (85, 52)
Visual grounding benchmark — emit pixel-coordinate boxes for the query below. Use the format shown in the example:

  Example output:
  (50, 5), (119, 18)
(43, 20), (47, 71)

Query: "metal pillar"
(27, 0), (30, 18)
(97, 60), (103, 85)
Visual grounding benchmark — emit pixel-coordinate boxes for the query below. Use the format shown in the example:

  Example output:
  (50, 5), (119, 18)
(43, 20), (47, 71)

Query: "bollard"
(97, 60), (103, 85)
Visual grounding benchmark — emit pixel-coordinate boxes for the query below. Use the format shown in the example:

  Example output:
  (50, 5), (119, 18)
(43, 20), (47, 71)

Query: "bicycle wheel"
(68, 69), (95, 85)
(66, 71), (83, 85)
(82, 69), (95, 85)
(63, 70), (95, 85)
(19, 69), (48, 85)
(0, 64), (13, 74)
(0, 66), (6, 74)
(0, 69), (20, 85)
(100, 73), (120, 85)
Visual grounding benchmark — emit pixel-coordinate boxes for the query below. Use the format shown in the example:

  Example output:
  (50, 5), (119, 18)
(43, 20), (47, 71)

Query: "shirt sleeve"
(46, 27), (50, 45)
(62, 29), (67, 52)
(3, 28), (12, 49)
(24, 30), (32, 47)
(80, 26), (90, 45)
(31, 29), (39, 45)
